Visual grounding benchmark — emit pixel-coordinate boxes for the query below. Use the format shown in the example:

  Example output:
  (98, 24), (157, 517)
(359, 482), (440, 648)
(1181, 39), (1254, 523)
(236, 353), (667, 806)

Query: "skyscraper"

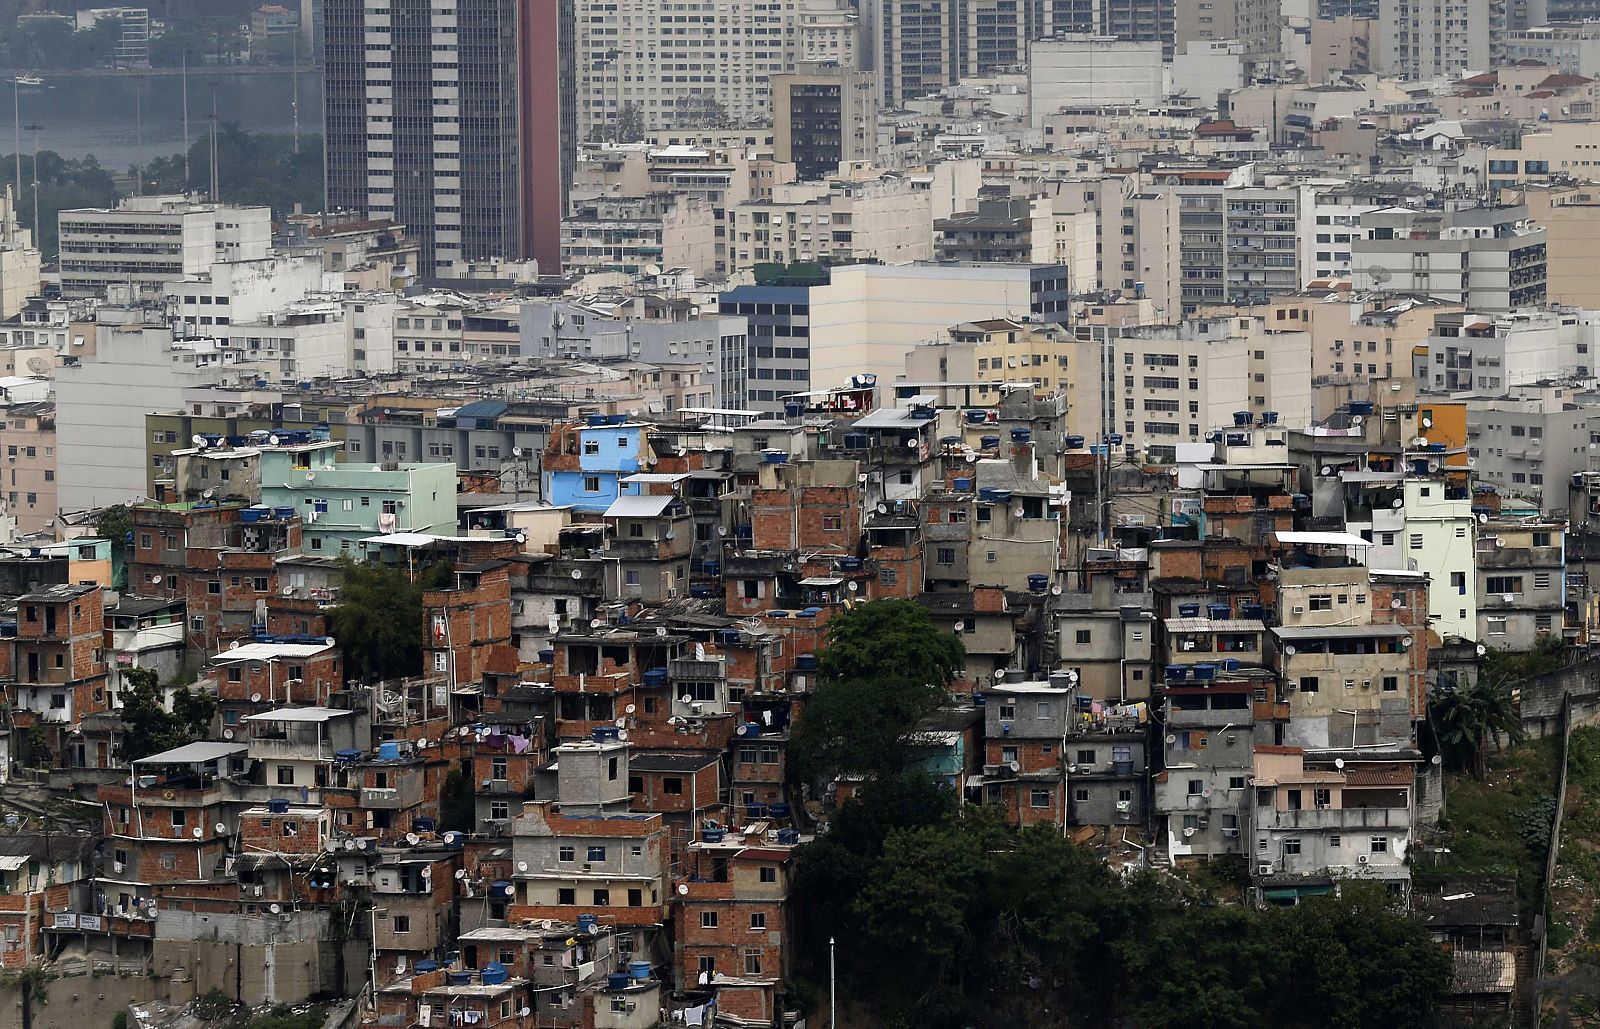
(323, 0), (526, 276)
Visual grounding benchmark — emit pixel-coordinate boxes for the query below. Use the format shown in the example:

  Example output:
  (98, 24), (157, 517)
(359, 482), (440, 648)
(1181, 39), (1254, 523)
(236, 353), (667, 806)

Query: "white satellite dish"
(847, 581), (859, 592)
(618, 729), (629, 741)
(202, 487), (217, 500)
(677, 883), (689, 896)
(269, 903), (281, 914)
(344, 839), (358, 851)
(1334, 758), (1345, 769)
(1476, 644), (1487, 656)
(1320, 466), (1333, 477)
(681, 695), (695, 705)
(512, 446), (523, 458)
(1283, 645), (1297, 656)
(590, 618), (604, 628)
(223, 728), (235, 739)
(571, 568), (583, 579)
(192, 434), (206, 447)
(455, 869), (467, 880)
(1477, 513), (1489, 523)
(250, 693), (262, 703)
(215, 822), (227, 834)
(905, 438), (919, 450)
(268, 433), (282, 446)
(191, 826), (203, 838)
(953, 620), (965, 632)
(1421, 416), (1433, 428)
(305, 472), (316, 482)
(643, 263), (663, 277)
(517, 860), (529, 872)
(405, 832), (420, 846)
(656, 626), (668, 636)
(150, 574), (164, 584)
(614, 717), (627, 728)
(624, 704), (637, 715)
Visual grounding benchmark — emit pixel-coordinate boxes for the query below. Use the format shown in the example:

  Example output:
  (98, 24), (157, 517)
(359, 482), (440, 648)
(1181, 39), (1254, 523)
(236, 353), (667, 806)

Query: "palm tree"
(1433, 674), (1523, 779)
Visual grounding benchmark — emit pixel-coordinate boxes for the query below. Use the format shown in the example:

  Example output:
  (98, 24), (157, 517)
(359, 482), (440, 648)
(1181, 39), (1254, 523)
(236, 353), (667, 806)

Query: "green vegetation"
(788, 599), (964, 784)
(116, 667), (218, 762)
(329, 558), (451, 683)
(440, 767), (476, 835)
(794, 777), (1452, 1029)
(0, 151), (117, 256)
(1430, 734), (1558, 917)
(93, 504), (133, 590)
(142, 125), (324, 217)
(1433, 668), (1524, 779)
(1, 17), (127, 70)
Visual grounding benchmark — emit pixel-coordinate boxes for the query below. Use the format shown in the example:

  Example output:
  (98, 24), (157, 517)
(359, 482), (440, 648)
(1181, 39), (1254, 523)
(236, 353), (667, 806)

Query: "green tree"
(616, 103), (647, 143)
(440, 767), (476, 834)
(116, 668), (216, 762)
(789, 599), (964, 783)
(1433, 673), (1523, 779)
(93, 504), (133, 590)
(140, 126), (324, 217)
(329, 558), (449, 683)
(1270, 884), (1454, 1029)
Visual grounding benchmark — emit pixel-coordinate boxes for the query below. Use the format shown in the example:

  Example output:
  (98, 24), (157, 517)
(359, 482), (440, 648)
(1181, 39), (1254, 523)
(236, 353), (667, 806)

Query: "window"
(1029, 788), (1051, 808)
(171, 809), (187, 826)
(759, 864), (777, 883)
(999, 704), (1015, 720)
(1074, 787), (1090, 802)
(821, 515), (841, 531)
(1409, 533), (1423, 550)
(1075, 629), (1091, 645)
(1229, 776), (1246, 790)
(749, 912), (766, 930)
(592, 889), (610, 906)
(744, 949), (763, 976)
(1309, 594), (1332, 612)
(557, 888), (576, 905)
(1370, 836), (1389, 853)
(392, 915), (411, 934)
(587, 845), (607, 862)
(1299, 676), (1319, 693)
(490, 801), (509, 820)
(583, 475), (601, 493)
(277, 766), (295, 785)
(1282, 838), (1301, 855)
(1485, 576), (1523, 595)
(1077, 749), (1095, 765)
(701, 911), (719, 928)
(1188, 778), (1204, 795)
(558, 846), (575, 862)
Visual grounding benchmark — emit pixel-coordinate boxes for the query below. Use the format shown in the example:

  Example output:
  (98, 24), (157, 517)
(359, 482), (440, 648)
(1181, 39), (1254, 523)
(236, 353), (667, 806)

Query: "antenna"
(1365, 265), (1392, 287)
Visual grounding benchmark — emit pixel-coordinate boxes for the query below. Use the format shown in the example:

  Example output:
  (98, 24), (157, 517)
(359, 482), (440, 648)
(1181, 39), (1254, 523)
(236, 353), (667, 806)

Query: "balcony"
(361, 779), (423, 809)
(1253, 806), (1408, 831)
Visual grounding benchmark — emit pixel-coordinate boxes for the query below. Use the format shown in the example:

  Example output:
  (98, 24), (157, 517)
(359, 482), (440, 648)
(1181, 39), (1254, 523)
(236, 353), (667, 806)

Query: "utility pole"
(829, 936), (837, 1029)
(181, 54), (190, 190)
(24, 122), (40, 248)
(291, 33), (300, 154)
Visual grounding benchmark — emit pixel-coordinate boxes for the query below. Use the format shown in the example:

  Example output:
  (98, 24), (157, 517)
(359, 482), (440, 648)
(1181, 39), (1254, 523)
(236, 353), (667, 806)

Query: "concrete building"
(1505, 23), (1600, 76)
(1, 402), (56, 537)
(1170, 39), (1248, 106)
(1375, 0), (1499, 79)
(772, 65), (879, 181)
(903, 317), (1076, 400)
(1476, 517), (1566, 649)
(561, 196), (718, 279)
(57, 196), (271, 299)
(322, 0), (524, 276)
(1520, 184), (1600, 308)
(1467, 384), (1600, 507)
(728, 176), (936, 274)
(1415, 308), (1595, 392)
(719, 262), (1070, 411)
(55, 317), (264, 514)
(1028, 36), (1164, 127)
(0, 192), (39, 321)
(935, 195), (1057, 264)
(1176, 0), (1281, 59)
(1351, 206), (1547, 312)
(256, 439), (456, 555)
(573, 0), (856, 137)
(1401, 477), (1478, 641)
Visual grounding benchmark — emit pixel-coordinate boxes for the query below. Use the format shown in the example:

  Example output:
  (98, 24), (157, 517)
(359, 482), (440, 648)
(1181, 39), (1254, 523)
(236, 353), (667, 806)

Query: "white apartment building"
(1351, 205), (1546, 311)
(0, 190), (39, 320)
(1401, 477), (1477, 641)
(1028, 37), (1164, 127)
(1375, 0), (1498, 80)
(729, 176), (933, 273)
(1468, 384), (1600, 507)
(55, 315), (266, 512)
(1412, 308), (1596, 393)
(575, 0), (856, 138)
(57, 195), (271, 299)
(164, 254), (331, 335)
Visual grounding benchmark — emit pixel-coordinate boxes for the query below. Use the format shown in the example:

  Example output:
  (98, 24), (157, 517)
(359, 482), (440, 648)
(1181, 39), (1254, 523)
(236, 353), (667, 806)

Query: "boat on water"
(12, 75), (42, 87)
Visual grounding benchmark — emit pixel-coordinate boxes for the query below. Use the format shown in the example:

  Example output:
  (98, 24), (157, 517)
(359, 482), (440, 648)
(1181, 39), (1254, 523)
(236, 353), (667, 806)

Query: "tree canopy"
(117, 668), (218, 762)
(795, 780), (1453, 1029)
(788, 599), (965, 783)
(328, 558), (450, 683)
(142, 126), (324, 218)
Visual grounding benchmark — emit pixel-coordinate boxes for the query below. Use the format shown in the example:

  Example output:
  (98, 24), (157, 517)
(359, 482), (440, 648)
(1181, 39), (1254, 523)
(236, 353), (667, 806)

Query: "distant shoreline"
(0, 65), (320, 79)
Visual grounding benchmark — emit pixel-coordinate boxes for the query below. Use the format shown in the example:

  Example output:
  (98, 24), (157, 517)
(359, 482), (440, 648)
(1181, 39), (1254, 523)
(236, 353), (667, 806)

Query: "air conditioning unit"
(1258, 863), (1274, 876)
(1115, 799), (1132, 813)
(1222, 828), (1239, 838)
(1357, 853), (1370, 864)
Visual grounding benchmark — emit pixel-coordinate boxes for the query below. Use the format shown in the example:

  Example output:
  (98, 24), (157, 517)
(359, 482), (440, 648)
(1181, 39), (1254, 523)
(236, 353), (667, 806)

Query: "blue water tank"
(1105, 433), (1124, 446)
(1240, 603), (1265, 620)
(628, 961), (652, 980)
(643, 668), (668, 687)
(965, 409), (987, 424)
(1192, 663), (1217, 682)
(1027, 574), (1048, 592)
(1264, 411), (1279, 425)
(1178, 603), (1200, 617)
(940, 435), (961, 446)
(767, 802), (791, 818)
(377, 741), (401, 761)
(267, 798), (290, 813)
(413, 817), (436, 834)
(746, 803), (769, 819)
(538, 649), (555, 664)
(952, 477), (973, 491)
(1066, 435), (1086, 449)
(592, 726), (620, 743)
(763, 450), (788, 464)
(783, 402), (804, 417)
(446, 971), (474, 987)
(702, 828), (726, 843)
(240, 508), (264, 524)
(702, 560), (720, 576)
(737, 722), (763, 737)
(274, 506), (297, 519)
(576, 913), (598, 932)
(335, 748), (363, 763)
(481, 962), (508, 986)
(1220, 658), (1241, 672)
(777, 828), (801, 845)
(1010, 429), (1032, 443)
(416, 960), (439, 973)
(1207, 603), (1231, 620)
(586, 414), (608, 427)
(607, 972), (631, 991)
(799, 607), (823, 617)
(839, 557), (863, 571)
(1233, 411), (1252, 427)
(1166, 664), (1188, 681)
(980, 435), (1000, 449)
(1349, 401), (1373, 416)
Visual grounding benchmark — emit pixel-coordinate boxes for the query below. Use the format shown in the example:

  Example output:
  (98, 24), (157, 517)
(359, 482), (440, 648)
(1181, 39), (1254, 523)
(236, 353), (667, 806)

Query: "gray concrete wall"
(0, 971), (153, 1029)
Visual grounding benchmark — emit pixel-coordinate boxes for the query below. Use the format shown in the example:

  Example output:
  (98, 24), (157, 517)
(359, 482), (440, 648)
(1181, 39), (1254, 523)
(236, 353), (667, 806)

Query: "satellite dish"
(677, 883), (689, 896)
(1476, 644), (1487, 656)
(618, 729), (629, 741)
(1165, 734), (1178, 745)
(644, 263), (663, 277)
(1421, 416), (1433, 428)
(876, 503), (889, 515)
(1050, 585), (1063, 595)
(1008, 760), (1020, 772)
(250, 693), (262, 703)
(571, 568), (583, 579)
(953, 620), (965, 632)
(418, 738), (429, 749)
(268, 433), (282, 446)
(518, 1010), (530, 1020)
(681, 695), (695, 705)
(1351, 414), (1365, 426)
(590, 618), (604, 628)
(191, 826), (203, 838)
(1391, 597), (1403, 608)
(656, 626), (668, 636)
(624, 704), (637, 715)
(1365, 265), (1392, 286)
(324, 636), (336, 646)
(1477, 512), (1488, 523)
(405, 832), (420, 846)
(269, 903), (282, 914)
(151, 574), (164, 584)
(192, 434), (206, 447)
(512, 446), (523, 458)
(1334, 758), (1346, 769)
(344, 839), (357, 851)
(305, 472), (316, 482)
(223, 728), (235, 739)
(1320, 466), (1333, 476)
(202, 487), (217, 500)
(847, 581), (859, 592)
(614, 717), (627, 728)
(215, 822), (227, 834)
(455, 869), (467, 879)
(1284, 645), (1297, 656)
(517, 860), (529, 872)
(905, 437), (919, 450)
(1391, 498), (1403, 508)
(1066, 670), (1079, 682)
